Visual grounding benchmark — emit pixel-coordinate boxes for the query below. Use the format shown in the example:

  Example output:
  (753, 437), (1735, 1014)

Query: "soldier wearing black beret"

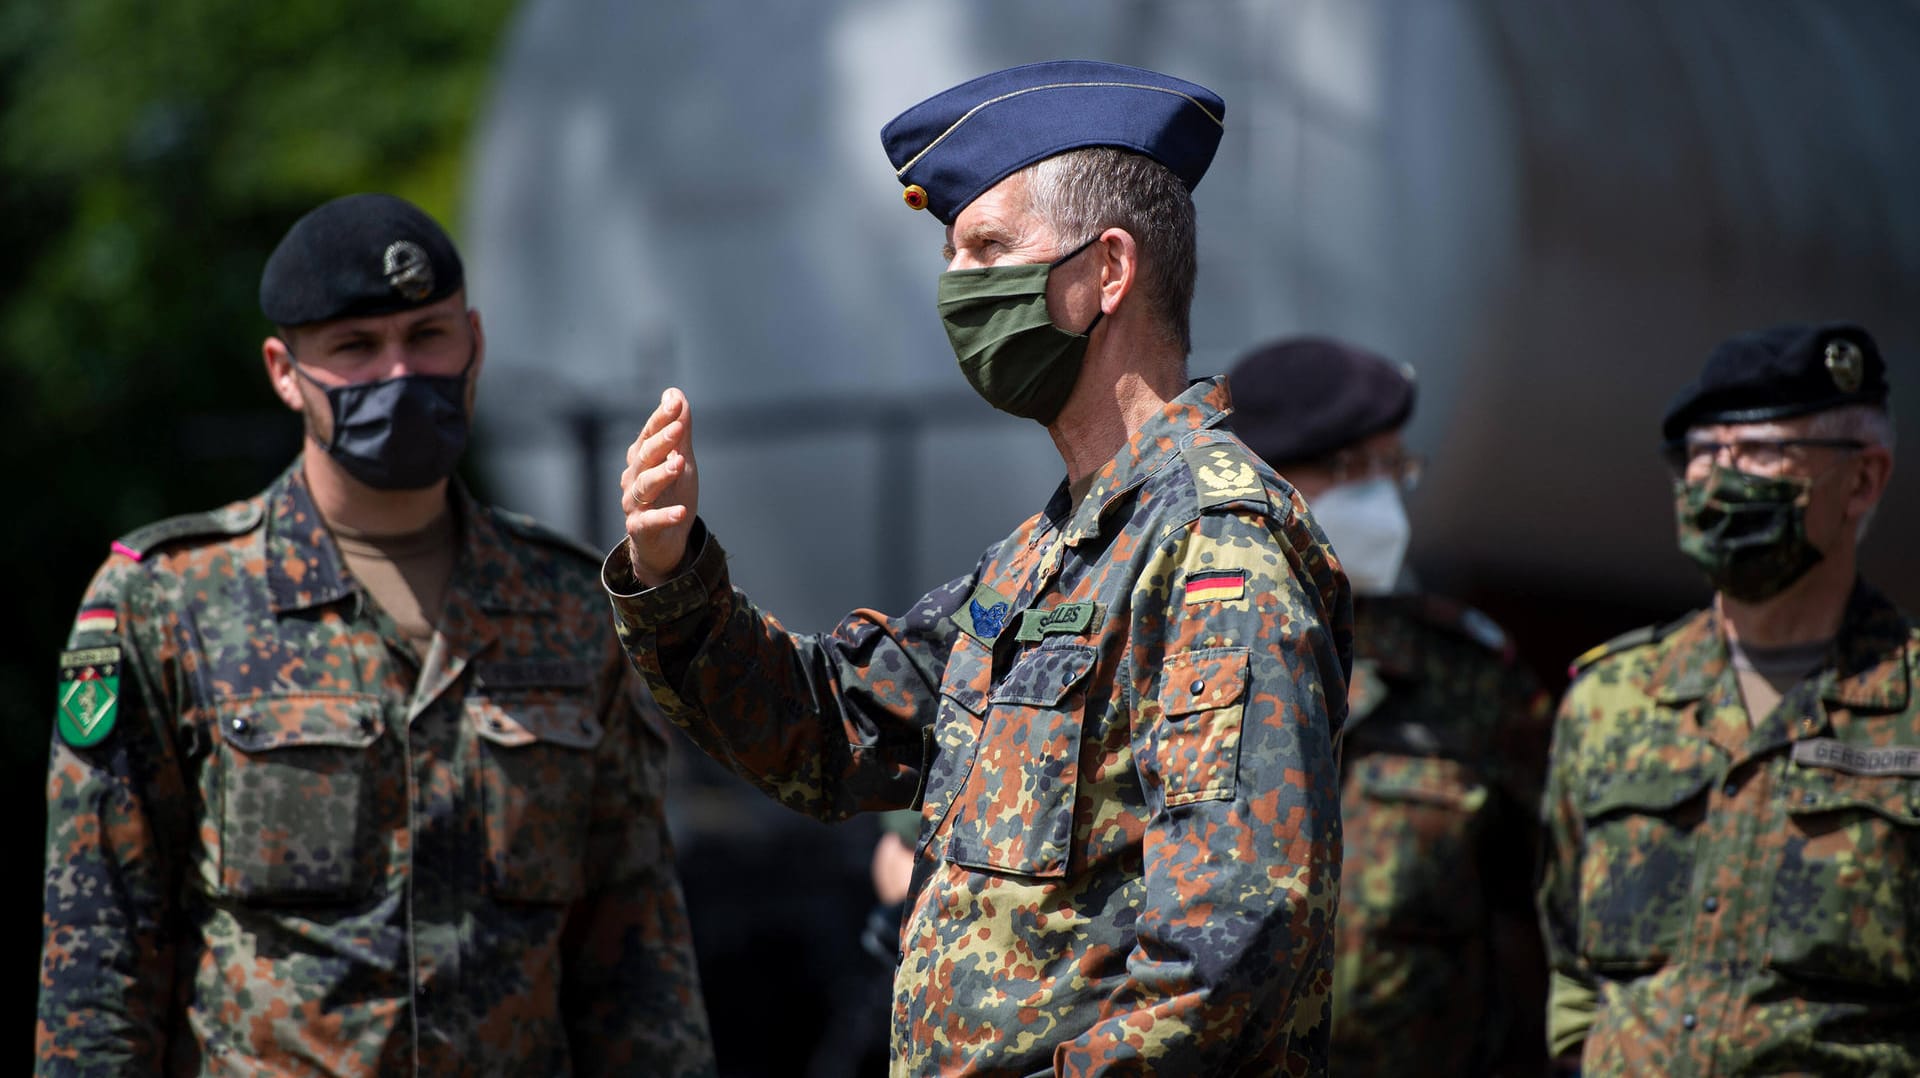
(1229, 335), (1553, 1078)
(39, 193), (715, 1074)
(1540, 322), (1916, 1075)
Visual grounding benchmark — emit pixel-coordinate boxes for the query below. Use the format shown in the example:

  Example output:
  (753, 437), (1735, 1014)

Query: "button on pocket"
(945, 643), (1099, 877)
(1150, 647), (1250, 808)
(214, 693), (389, 902)
(470, 692), (604, 904)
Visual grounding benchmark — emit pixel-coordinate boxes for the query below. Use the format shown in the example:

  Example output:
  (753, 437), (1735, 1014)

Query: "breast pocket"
(469, 692), (604, 904)
(1770, 766), (1920, 988)
(1576, 768), (1714, 972)
(1149, 647), (1249, 808)
(946, 643), (1099, 877)
(214, 693), (389, 902)
(1342, 752), (1489, 938)
(916, 633), (992, 858)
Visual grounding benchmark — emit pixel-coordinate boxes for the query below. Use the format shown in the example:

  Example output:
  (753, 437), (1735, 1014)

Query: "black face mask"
(293, 345), (474, 491)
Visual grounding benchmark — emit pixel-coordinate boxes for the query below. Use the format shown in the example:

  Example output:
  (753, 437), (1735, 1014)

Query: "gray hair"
(1806, 402), (1896, 451)
(1021, 147), (1198, 352)
(1807, 403), (1895, 540)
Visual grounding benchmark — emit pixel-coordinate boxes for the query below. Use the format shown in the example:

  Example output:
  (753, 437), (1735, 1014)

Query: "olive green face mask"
(936, 239), (1102, 424)
(1674, 468), (1824, 602)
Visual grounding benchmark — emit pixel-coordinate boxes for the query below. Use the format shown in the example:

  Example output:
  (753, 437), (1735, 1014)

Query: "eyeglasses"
(1662, 437), (1864, 477)
(1324, 448), (1426, 492)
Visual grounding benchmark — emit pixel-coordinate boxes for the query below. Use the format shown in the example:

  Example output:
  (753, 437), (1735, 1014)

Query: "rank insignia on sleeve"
(1184, 569), (1248, 604)
(953, 584), (1014, 642)
(57, 646), (122, 747)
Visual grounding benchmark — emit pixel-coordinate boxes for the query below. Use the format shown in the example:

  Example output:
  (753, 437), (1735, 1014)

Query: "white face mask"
(1308, 477), (1411, 596)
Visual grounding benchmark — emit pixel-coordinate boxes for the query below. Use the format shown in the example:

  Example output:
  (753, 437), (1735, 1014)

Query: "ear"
(262, 336), (305, 412)
(1096, 227), (1138, 316)
(467, 307), (486, 379)
(1846, 444), (1895, 525)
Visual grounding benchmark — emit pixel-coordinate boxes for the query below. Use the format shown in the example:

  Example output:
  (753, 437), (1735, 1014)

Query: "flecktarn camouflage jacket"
(39, 465), (713, 1077)
(1541, 583), (1920, 1076)
(607, 377), (1352, 1077)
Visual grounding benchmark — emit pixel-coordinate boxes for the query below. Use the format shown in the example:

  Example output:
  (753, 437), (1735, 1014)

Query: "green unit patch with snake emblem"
(57, 646), (121, 748)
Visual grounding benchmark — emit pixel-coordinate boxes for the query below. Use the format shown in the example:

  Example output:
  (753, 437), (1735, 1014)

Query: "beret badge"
(383, 240), (434, 301)
(1825, 338), (1863, 394)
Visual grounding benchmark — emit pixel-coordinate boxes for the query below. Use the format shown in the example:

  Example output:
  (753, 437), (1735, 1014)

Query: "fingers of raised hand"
(621, 452), (683, 516)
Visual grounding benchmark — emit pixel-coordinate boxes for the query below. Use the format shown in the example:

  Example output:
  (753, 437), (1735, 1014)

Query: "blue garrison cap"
(881, 59), (1226, 225)
(1661, 322), (1889, 443)
(260, 193), (464, 327)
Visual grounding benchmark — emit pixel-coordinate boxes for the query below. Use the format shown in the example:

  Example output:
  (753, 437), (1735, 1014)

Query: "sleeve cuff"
(601, 520), (727, 630)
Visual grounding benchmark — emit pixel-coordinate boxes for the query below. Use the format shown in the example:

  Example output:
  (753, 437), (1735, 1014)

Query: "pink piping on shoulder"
(110, 541), (144, 562)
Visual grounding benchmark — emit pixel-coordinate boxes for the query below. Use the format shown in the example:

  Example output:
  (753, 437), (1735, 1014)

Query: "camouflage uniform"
(1541, 583), (1920, 1075)
(608, 377), (1352, 1076)
(38, 465), (714, 1077)
(1330, 594), (1551, 1077)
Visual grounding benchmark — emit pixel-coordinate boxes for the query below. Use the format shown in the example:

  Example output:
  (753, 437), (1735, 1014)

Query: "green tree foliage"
(0, 0), (518, 993)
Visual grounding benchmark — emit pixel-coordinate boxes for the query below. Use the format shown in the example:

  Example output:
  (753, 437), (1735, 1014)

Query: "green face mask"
(1674, 468), (1823, 602)
(936, 239), (1103, 424)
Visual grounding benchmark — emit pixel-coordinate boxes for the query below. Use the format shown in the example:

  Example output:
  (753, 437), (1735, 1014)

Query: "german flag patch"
(75, 606), (118, 634)
(1184, 569), (1247, 604)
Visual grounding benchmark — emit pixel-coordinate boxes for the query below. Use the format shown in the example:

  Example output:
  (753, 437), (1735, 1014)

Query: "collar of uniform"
(266, 464), (358, 614)
(1818, 580), (1911, 712)
(265, 467), (546, 618)
(452, 490), (557, 617)
(1351, 594), (1424, 681)
(1649, 608), (1727, 706)
(1061, 375), (1233, 545)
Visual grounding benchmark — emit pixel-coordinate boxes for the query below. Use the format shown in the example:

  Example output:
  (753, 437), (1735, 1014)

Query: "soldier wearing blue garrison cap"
(607, 58), (1351, 1075)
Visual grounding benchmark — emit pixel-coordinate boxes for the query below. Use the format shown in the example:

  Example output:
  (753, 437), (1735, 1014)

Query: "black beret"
(1661, 322), (1889, 442)
(1226, 336), (1416, 465)
(881, 60), (1225, 225)
(260, 193), (464, 327)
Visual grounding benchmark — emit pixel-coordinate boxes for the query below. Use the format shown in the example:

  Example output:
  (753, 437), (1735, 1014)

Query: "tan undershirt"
(330, 509), (459, 657)
(1728, 635), (1830, 728)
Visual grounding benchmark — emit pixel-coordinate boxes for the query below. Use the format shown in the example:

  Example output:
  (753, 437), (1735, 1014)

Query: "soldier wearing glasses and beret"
(1230, 336), (1552, 1078)
(37, 194), (714, 1076)
(606, 61), (1351, 1075)
(1540, 322), (1915, 1075)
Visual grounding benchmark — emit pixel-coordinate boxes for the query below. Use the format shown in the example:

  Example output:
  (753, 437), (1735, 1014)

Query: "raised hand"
(620, 388), (700, 586)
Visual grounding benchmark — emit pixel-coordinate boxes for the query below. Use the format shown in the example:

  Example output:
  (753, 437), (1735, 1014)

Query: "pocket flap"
(215, 694), (384, 752)
(939, 632), (993, 716)
(1786, 770), (1920, 825)
(1582, 768), (1715, 819)
(989, 644), (1099, 707)
(1158, 647), (1250, 717)
(472, 696), (604, 750)
(1357, 755), (1488, 811)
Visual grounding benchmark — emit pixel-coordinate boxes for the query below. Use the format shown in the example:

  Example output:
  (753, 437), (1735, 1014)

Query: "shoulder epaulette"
(112, 499), (264, 560)
(1420, 594), (1515, 661)
(1567, 617), (1685, 679)
(488, 507), (603, 564)
(1178, 438), (1271, 513)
